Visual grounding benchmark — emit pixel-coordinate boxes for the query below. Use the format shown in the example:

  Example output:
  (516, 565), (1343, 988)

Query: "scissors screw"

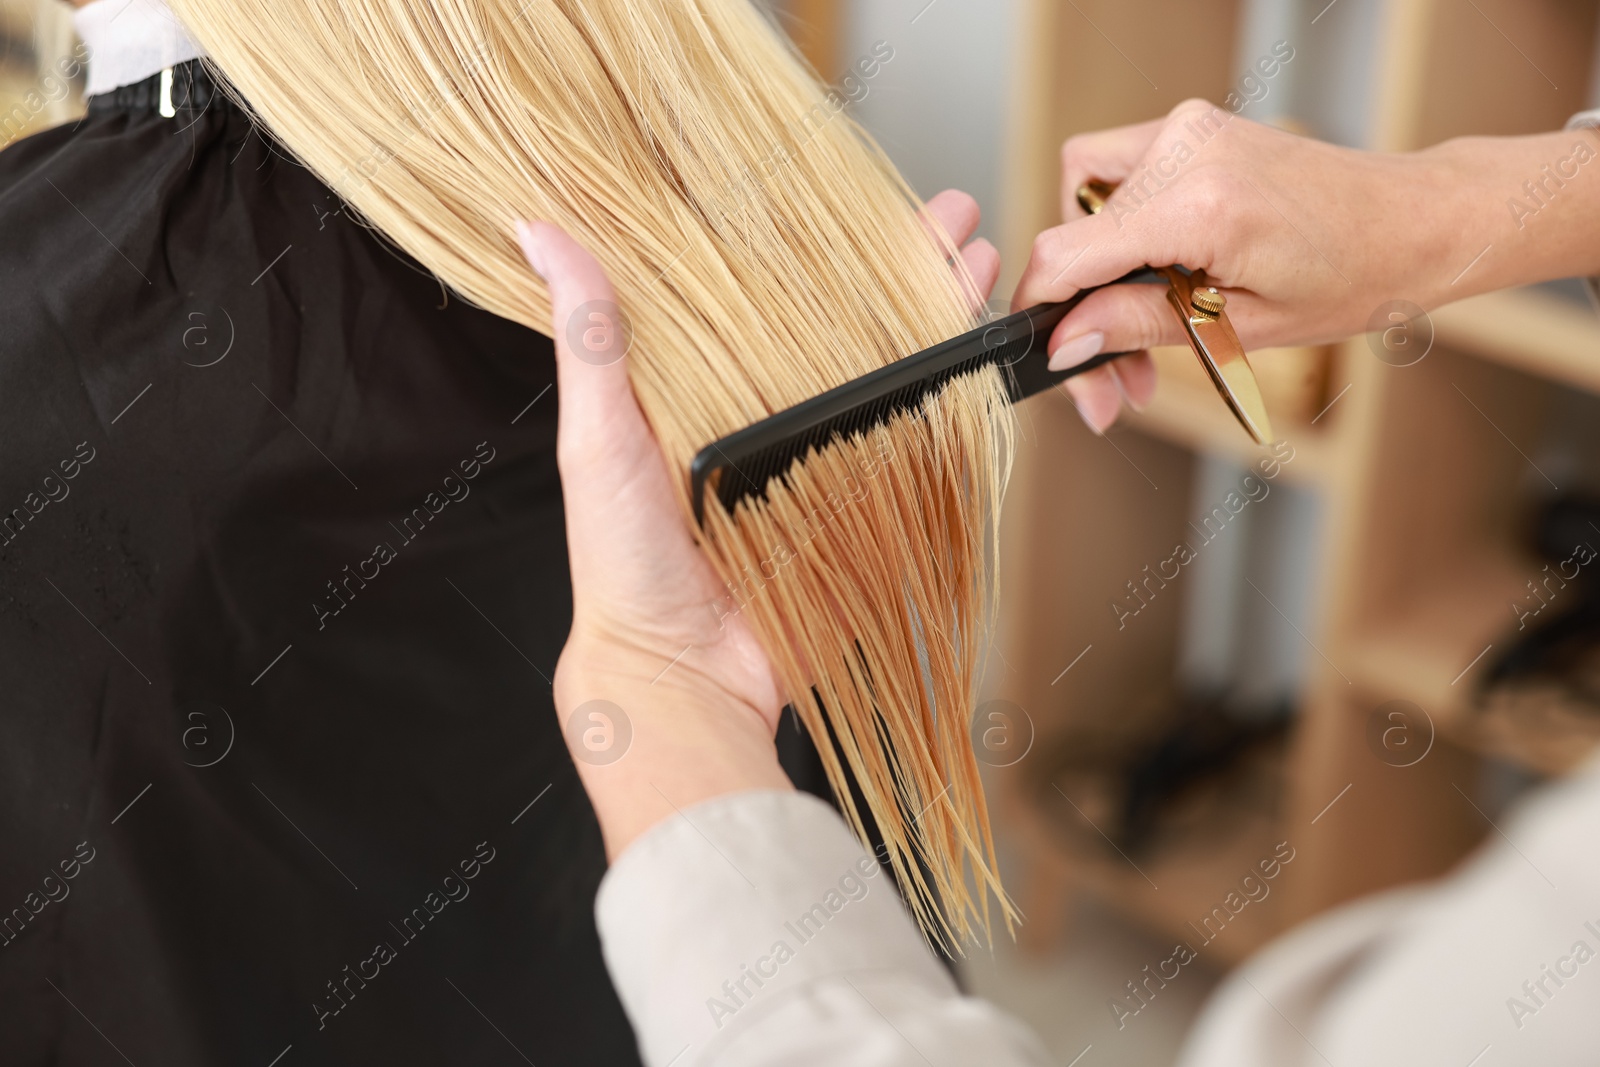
(1191, 287), (1226, 317)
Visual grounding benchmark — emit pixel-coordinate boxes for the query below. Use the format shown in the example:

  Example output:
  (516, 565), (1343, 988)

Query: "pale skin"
(530, 106), (1600, 855)
(520, 191), (999, 859)
(1022, 98), (1600, 432)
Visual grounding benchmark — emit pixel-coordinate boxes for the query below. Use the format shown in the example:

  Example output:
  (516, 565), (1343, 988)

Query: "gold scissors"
(1076, 179), (1273, 444)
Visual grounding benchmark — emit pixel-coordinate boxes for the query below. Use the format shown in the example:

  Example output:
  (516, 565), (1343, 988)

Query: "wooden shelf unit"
(1126, 344), (1338, 487)
(1432, 287), (1600, 396)
(993, 0), (1600, 955)
(1002, 770), (1288, 968)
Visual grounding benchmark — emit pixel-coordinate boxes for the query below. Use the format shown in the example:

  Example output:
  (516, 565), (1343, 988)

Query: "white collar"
(74, 0), (206, 97)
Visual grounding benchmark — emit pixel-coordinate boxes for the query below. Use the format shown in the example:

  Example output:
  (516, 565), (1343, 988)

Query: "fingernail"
(515, 220), (546, 278)
(1112, 366), (1147, 414)
(1064, 380), (1104, 436)
(1048, 330), (1104, 372)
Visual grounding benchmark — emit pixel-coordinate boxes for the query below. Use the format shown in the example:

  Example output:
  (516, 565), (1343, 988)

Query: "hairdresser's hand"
(1016, 99), (1600, 431)
(924, 188), (1002, 300)
(517, 192), (997, 858)
(518, 221), (789, 860)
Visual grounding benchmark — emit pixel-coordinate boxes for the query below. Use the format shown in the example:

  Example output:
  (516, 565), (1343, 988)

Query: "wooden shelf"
(780, 0), (844, 81)
(1008, 768), (1287, 968)
(1340, 550), (1600, 775)
(996, 0), (1600, 953)
(1343, 552), (1525, 713)
(1432, 287), (1600, 397)
(1455, 701), (1600, 778)
(1125, 346), (1334, 486)
(1058, 815), (1284, 968)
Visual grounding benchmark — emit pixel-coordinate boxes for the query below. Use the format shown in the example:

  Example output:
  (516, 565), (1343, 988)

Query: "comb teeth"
(689, 268), (1160, 529)
(712, 343), (1023, 516)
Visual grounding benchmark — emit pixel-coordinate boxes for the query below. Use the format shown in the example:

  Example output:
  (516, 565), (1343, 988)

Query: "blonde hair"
(169, 0), (1016, 946)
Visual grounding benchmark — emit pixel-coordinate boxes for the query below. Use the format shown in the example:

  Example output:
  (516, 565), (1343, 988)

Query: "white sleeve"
(594, 789), (1054, 1067)
(1179, 756), (1600, 1067)
(1566, 109), (1600, 310)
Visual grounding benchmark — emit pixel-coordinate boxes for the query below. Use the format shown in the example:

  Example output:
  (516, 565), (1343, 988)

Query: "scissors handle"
(1072, 180), (1274, 444)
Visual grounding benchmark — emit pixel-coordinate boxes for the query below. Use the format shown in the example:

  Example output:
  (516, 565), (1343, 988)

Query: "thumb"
(1045, 278), (1188, 367)
(515, 220), (649, 478)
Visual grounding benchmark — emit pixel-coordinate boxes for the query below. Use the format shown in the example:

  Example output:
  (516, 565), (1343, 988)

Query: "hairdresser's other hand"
(1016, 99), (1600, 431)
(924, 188), (1001, 304)
(518, 221), (790, 861)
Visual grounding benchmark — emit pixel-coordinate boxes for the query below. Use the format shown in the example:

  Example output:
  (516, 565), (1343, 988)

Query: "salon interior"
(7, 0), (1600, 1062)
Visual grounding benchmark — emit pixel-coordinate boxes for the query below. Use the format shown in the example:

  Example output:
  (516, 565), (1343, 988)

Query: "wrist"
(1416, 131), (1600, 304)
(554, 648), (792, 861)
(1384, 139), (1495, 309)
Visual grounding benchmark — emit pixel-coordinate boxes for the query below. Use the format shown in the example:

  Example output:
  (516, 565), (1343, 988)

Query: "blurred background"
(0, 0), (78, 144)
(8, 0), (1600, 1062)
(773, 0), (1600, 1062)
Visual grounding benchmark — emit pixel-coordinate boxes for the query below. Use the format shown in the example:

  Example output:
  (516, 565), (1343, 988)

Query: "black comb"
(690, 267), (1163, 528)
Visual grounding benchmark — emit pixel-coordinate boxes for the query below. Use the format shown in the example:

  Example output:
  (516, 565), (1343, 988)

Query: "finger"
(923, 188), (981, 251)
(960, 237), (1000, 306)
(1062, 351), (1155, 435)
(1110, 351), (1157, 411)
(921, 190), (994, 310)
(1045, 283), (1187, 370)
(1058, 116), (1167, 219)
(1062, 366), (1120, 434)
(516, 220), (651, 482)
(518, 220), (709, 611)
(1012, 207), (1178, 310)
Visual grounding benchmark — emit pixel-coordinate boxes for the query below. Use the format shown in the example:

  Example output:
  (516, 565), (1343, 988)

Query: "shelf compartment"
(1126, 345), (1335, 486)
(1432, 287), (1600, 398)
(1002, 746), (1290, 969)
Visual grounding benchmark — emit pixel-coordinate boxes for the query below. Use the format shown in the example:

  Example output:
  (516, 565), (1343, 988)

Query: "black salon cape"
(0, 66), (833, 1066)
